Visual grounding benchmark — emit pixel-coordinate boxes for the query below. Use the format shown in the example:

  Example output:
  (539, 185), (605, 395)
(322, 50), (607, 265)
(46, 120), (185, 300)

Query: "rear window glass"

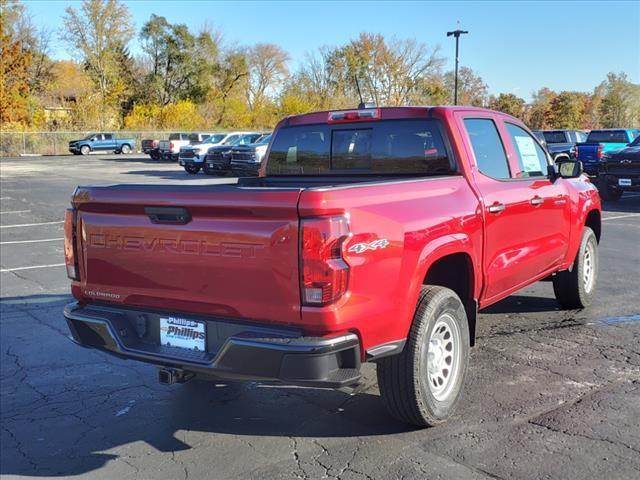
(266, 120), (453, 176)
(586, 130), (628, 143)
(169, 133), (181, 140)
(542, 131), (567, 143)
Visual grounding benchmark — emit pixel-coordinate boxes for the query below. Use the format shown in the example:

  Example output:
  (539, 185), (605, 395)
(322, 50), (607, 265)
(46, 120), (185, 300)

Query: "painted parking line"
(1, 263), (65, 272)
(0, 197), (11, 200)
(601, 213), (640, 222)
(0, 237), (64, 245)
(0, 220), (63, 229)
(0, 210), (31, 214)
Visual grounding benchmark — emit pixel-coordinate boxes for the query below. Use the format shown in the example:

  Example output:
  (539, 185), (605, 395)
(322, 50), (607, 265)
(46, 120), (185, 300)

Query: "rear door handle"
(487, 203), (506, 214)
(530, 196), (544, 206)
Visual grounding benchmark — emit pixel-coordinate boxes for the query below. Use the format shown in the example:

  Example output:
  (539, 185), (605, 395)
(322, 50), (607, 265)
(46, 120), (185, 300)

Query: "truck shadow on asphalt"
(0, 290), (610, 477)
(1, 294), (416, 477)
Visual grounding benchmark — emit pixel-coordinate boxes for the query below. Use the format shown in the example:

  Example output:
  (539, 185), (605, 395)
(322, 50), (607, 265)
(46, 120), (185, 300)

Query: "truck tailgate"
(72, 185), (302, 325)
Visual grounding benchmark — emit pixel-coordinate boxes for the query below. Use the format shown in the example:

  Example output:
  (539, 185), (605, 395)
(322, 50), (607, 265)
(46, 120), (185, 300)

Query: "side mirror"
(90, 137), (96, 142)
(557, 160), (583, 179)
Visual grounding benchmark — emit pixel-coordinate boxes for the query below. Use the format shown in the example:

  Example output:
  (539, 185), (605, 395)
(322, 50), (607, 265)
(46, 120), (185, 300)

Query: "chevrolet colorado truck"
(69, 133), (135, 155)
(598, 135), (640, 200)
(63, 106), (601, 426)
(576, 128), (640, 176)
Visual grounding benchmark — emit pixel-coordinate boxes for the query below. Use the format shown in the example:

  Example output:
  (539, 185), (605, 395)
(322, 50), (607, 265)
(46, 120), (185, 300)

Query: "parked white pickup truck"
(158, 133), (213, 161)
(179, 132), (261, 174)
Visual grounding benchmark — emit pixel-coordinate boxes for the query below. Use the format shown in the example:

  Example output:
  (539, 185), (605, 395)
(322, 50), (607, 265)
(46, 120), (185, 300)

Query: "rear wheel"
(150, 150), (160, 160)
(553, 226), (598, 309)
(377, 286), (469, 426)
(184, 164), (201, 174)
(120, 144), (131, 154)
(80, 145), (90, 156)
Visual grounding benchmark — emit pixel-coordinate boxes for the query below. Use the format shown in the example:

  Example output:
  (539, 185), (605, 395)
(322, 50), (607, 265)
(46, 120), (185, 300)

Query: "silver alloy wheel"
(426, 313), (461, 401)
(583, 240), (596, 293)
(121, 144), (130, 154)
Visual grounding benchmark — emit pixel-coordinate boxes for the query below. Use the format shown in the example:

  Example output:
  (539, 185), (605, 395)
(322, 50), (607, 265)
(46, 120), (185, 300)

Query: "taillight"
(574, 146), (579, 158)
(300, 216), (350, 306)
(152, 140), (158, 148)
(64, 208), (79, 280)
(169, 142), (174, 150)
(328, 108), (380, 124)
(597, 145), (604, 159)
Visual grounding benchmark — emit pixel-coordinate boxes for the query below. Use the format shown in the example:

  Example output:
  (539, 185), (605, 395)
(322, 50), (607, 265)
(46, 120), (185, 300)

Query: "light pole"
(447, 28), (469, 105)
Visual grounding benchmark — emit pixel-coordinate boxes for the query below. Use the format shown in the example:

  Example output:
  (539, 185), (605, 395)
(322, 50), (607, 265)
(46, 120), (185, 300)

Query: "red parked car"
(63, 106), (601, 426)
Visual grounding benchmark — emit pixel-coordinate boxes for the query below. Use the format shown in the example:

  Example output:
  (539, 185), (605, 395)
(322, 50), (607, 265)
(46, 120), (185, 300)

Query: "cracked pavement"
(1, 155), (639, 479)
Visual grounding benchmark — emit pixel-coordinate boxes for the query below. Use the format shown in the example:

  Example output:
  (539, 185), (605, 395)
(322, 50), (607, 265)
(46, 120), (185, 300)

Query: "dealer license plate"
(618, 178), (632, 187)
(160, 317), (206, 351)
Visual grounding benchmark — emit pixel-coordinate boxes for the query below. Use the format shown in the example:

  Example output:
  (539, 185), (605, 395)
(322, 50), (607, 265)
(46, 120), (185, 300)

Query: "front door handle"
(488, 203), (506, 214)
(530, 196), (544, 206)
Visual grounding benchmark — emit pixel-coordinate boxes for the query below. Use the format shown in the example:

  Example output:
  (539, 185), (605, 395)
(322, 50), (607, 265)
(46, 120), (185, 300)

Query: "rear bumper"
(64, 302), (361, 388)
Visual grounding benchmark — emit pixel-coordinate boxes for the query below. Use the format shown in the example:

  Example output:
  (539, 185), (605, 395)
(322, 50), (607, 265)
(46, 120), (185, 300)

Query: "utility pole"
(446, 28), (469, 105)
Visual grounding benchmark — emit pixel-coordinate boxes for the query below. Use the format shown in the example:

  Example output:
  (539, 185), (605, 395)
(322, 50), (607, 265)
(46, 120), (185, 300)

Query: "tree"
(61, 0), (135, 127)
(246, 43), (289, 110)
(598, 72), (640, 128)
(337, 32), (444, 106)
(443, 66), (488, 106)
(548, 91), (587, 129)
(527, 87), (556, 129)
(0, 0), (32, 126)
(138, 15), (221, 106)
(488, 93), (526, 119)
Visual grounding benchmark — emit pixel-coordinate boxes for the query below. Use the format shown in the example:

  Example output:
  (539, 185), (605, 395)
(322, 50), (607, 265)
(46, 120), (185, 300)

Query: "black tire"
(184, 164), (201, 174)
(120, 144), (131, 154)
(553, 226), (598, 309)
(80, 145), (90, 156)
(377, 286), (470, 427)
(150, 151), (160, 161)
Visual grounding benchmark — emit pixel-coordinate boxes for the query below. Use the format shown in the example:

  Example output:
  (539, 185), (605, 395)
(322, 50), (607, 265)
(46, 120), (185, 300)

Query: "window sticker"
(514, 135), (541, 172)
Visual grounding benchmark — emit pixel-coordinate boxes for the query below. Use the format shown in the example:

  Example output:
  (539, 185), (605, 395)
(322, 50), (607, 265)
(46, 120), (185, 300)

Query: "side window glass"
(505, 123), (548, 178)
(104, 134), (113, 140)
(463, 118), (511, 179)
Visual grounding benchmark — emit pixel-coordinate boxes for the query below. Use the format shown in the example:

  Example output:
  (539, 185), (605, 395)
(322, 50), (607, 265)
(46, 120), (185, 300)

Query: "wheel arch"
(409, 236), (480, 347)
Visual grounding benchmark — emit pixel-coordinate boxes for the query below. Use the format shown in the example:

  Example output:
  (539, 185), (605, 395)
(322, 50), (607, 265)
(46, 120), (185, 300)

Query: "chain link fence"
(0, 131), (174, 157)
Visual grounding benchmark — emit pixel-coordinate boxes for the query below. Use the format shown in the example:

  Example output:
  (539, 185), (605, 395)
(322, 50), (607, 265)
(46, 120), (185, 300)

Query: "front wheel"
(184, 164), (201, 174)
(377, 286), (469, 427)
(80, 145), (90, 156)
(553, 226), (598, 309)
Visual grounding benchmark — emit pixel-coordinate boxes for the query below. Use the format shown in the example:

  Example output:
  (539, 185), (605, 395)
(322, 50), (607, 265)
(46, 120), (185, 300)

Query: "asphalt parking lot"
(1, 154), (639, 480)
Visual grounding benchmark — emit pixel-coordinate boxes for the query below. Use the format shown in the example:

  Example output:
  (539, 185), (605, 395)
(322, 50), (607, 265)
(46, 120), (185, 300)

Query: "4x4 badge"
(348, 239), (389, 254)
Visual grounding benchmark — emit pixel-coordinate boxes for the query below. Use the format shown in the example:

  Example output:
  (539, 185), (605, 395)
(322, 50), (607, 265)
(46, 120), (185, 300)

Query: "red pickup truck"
(63, 106), (601, 426)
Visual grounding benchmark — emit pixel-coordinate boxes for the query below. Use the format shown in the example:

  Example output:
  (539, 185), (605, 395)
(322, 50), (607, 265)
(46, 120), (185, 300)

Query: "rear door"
(103, 133), (116, 150)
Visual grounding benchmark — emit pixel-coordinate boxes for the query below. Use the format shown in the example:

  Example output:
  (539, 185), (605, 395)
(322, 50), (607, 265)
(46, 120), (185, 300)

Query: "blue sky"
(25, 0), (640, 101)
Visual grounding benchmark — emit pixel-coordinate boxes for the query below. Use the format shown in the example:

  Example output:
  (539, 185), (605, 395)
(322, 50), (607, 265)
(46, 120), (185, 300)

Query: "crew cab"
(63, 106), (601, 427)
(180, 132), (262, 174)
(576, 129), (640, 176)
(598, 135), (640, 200)
(159, 133), (213, 161)
(535, 130), (587, 161)
(201, 132), (265, 175)
(69, 133), (135, 156)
